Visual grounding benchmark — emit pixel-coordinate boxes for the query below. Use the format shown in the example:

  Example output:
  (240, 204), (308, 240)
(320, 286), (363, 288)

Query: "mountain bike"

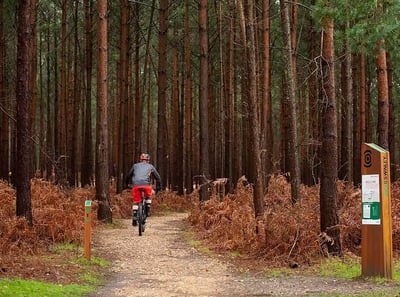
(137, 188), (147, 236)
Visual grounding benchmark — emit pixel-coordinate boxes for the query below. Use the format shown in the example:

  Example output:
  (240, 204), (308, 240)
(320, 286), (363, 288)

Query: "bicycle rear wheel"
(138, 202), (144, 236)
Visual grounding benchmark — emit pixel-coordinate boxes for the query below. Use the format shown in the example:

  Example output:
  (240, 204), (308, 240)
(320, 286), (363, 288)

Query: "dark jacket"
(126, 161), (162, 190)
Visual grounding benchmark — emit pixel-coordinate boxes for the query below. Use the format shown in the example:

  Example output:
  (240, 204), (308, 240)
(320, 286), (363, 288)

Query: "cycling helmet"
(140, 153), (150, 161)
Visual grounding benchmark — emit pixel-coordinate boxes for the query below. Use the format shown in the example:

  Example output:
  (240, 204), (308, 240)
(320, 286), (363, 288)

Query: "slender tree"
(45, 15), (55, 182)
(388, 56), (395, 180)
(376, 0), (389, 150)
(376, 39), (389, 150)
(58, 0), (67, 183)
(116, 0), (129, 193)
(242, 0), (264, 218)
(359, 53), (367, 145)
(339, 16), (352, 182)
(280, 0), (300, 204)
(305, 4), (319, 186)
(261, 0), (272, 182)
(184, 0), (193, 193)
(81, 0), (94, 187)
(0, 0), (8, 180)
(198, 0), (210, 200)
(319, 5), (342, 256)
(157, 0), (169, 185)
(70, 0), (80, 186)
(96, 0), (112, 223)
(16, 0), (36, 225)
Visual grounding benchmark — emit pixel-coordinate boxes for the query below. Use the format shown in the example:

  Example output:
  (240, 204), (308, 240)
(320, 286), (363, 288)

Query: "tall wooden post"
(84, 200), (92, 260)
(361, 143), (392, 278)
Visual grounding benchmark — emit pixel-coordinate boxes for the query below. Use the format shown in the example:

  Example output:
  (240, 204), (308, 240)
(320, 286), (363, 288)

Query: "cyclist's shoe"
(132, 210), (138, 226)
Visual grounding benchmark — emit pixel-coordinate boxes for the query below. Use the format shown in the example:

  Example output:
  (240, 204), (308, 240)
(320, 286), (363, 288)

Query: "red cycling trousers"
(131, 185), (152, 203)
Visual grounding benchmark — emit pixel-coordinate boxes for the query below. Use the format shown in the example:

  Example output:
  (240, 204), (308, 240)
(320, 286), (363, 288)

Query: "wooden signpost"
(84, 200), (92, 260)
(361, 143), (392, 279)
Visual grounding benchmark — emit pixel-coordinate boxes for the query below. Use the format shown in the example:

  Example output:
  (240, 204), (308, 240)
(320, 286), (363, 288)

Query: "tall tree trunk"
(387, 56), (395, 180)
(261, 0), (272, 183)
(71, 0), (80, 186)
(199, 0), (210, 201)
(0, 0), (8, 180)
(45, 18), (55, 182)
(184, 0), (193, 193)
(224, 0), (235, 192)
(16, 0), (36, 225)
(359, 53), (366, 145)
(171, 44), (182, 193)
(216, 1), (224, 180)
(29, 0), (37, 176)
(58, 0), (67, 183)
(133, 2), (142, 160)
(352, 54), (361, 186)
(243, 0), (264, 219)
(96, 0), (112, 223)
(139, 0), (155, 155)
(38, 33), (44, 176)
(376, 0), (389, 150)
(53, 6), (59, 183)
(319, 12), (342, 256)
(305, 6), (319, 186)
(117, 0), (129, 193)
(339, 19), (352, 182)
(280, 0), (300, 204)
(81, 0), (94, 187)
(376, 39), (389, 150)
(157, 0), (169, 186)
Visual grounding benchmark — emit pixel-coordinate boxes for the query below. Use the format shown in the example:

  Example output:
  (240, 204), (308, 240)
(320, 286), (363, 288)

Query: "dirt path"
(88, 213), (397, 297)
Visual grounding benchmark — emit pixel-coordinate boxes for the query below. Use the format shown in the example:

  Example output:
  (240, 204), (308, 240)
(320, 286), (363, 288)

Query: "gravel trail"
(87, 212), (398, 297)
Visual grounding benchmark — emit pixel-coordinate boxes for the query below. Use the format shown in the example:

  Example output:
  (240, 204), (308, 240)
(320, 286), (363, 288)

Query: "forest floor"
(2, 179), (400, 296)
(86, 212), (399, 297)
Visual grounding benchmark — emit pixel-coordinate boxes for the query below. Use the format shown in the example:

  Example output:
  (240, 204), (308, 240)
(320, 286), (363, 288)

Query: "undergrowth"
(1, 175), (400, 284)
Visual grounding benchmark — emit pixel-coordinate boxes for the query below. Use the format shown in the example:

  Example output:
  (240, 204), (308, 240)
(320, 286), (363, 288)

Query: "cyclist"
(125, 153), (162, 226)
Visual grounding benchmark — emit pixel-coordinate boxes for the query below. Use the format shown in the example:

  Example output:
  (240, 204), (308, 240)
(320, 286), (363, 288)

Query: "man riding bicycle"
(125, 153), (162, 226)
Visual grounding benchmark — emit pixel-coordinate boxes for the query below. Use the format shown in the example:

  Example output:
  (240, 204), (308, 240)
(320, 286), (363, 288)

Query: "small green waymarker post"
(84, 200), (92, 260)
(361, 143), (393, 279)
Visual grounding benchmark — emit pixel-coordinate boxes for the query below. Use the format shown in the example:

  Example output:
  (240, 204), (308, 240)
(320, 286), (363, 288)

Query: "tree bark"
(319, 13), (342, 256)
(157, 0), (169, 186)
(199, 0), (210, 201)
(387, 55), (395, 180)
(307, 11), (319, 185)
(58, 0), (67, 183)
(96, 0), (112, 223)
(184, 0), (193, 193)
(0, 0), (8, 179)
(359, 53), (366, 145)
(71, 0), (80, 186)
(16, 0), (36, 225)
(243, 0), (264, 218)
(117, 0), (129, 193)
(81, 0), (94, 187)
(339, 20), (352, 182)
(171, 44), (182, 194)
(280, 0), (300, 204)
(261, 0), (272, 183)
(376, 39), (389, 150)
